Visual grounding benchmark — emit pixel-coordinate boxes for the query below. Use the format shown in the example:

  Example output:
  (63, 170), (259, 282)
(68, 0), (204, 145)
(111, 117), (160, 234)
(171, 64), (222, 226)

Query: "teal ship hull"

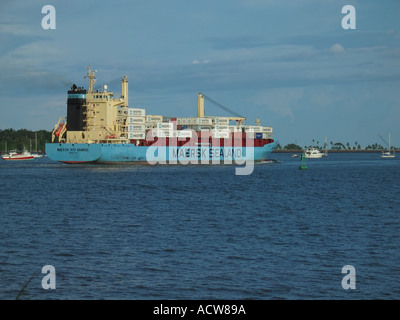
(45, 142), (277, 164)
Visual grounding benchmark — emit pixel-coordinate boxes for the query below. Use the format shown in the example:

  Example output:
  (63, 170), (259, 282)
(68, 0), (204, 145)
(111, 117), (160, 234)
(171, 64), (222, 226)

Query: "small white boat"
(304, 147), (323, 159)
(31, 153), (44, 158)
(1, 151), (34, 161)
(382, 151), (395, 158)
(381, 134), (395, 158)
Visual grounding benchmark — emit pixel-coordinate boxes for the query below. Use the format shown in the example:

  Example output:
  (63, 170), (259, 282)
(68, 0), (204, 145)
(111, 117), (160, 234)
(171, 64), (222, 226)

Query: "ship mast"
(197, 93), (205, 118)
(87, 65), (97, 93)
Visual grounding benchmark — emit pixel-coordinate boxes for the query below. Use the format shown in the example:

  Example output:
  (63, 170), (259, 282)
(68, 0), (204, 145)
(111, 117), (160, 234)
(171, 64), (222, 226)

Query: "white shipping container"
(128, 132), (146, 140)
(212, 118), (230, 125)
(212, 130), (231, 139)
(262, 133), (273, 139)
(128, 124), (146, 132)
(146, 115), (163, 123)
(213, 125), (229, 130)
(183, 117), (196, 125)
(127, 116), (145, 124)
(176, 130), (193, 138)
(262, 127), (273, 133)
(128, 108), (146, 117)
(197, 118), (212, 125)
(157, 122), (174, 130)
(247, 126), (263, 132)
(150, 129), (173, 138)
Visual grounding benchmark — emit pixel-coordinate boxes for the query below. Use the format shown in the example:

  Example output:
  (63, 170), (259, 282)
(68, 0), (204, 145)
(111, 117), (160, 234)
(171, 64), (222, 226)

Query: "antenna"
(87, 65), (97, 93)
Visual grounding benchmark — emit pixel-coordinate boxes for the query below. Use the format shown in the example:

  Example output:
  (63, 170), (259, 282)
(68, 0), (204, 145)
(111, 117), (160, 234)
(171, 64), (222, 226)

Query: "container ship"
(45, 66), (277, 166)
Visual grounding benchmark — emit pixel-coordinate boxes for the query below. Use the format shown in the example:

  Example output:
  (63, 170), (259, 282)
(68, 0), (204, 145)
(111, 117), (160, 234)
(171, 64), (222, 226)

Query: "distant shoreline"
(273, 149), (392, 153)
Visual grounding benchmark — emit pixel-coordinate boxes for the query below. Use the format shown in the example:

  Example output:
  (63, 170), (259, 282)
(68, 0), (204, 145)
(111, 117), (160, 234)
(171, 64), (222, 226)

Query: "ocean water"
(0, 152), (399, 300)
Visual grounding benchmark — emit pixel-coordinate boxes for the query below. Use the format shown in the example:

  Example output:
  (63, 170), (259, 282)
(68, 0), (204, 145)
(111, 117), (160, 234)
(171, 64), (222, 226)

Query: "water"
(0, 153), (399, 300)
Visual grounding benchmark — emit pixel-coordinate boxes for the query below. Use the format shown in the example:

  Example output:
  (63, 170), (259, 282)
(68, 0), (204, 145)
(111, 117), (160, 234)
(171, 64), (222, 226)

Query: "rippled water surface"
(1, 153), (399, 299)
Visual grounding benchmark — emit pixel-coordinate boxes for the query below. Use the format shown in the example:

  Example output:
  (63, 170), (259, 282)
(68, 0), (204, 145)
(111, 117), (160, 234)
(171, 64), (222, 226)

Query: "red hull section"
(2, 156), (34, 160)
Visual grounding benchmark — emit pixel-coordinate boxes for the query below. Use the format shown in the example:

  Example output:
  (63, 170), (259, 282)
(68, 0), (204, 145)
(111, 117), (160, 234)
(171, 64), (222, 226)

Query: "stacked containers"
(128, 108), (146, 140)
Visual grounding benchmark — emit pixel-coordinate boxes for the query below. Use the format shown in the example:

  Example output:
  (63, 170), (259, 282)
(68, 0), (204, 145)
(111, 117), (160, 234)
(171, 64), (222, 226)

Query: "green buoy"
(299, 154), (307, 170)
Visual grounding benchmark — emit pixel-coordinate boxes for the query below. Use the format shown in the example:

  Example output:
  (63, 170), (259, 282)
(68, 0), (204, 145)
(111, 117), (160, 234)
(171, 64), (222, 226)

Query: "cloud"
(192, 60), (210, 65)
(329, 43), (345, 54)
(0, 22), (41, 36)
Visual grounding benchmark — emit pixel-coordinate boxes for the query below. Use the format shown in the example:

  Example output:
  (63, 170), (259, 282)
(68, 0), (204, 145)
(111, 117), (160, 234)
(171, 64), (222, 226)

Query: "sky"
(0, 0), (399, 148)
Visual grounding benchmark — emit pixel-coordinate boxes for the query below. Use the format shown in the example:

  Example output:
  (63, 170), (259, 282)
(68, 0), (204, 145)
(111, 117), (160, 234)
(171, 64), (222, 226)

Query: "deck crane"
(199, 93), (247, 125)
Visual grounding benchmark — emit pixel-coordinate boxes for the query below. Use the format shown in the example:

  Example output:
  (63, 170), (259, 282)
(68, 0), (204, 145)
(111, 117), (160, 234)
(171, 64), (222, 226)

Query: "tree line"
(0, 129), (52, 153)
(277, 141), (398, 151)
(1, 128), (397, 153)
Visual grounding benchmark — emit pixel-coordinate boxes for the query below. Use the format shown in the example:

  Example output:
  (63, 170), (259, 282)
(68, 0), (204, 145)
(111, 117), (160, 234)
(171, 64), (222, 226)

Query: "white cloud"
(329, 43), (345, 54)
(192, 60), (210, 65)
(0, 23), (40, 36)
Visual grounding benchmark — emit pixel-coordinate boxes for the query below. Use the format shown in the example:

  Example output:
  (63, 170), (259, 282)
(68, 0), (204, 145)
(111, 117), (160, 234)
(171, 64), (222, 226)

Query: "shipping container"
(212, 117), (230, 125)
(128, 108), (145, 117)
(128, 132), (146, 140)
(262, 133), (273, 139)
(128, 124), (146, 132)
(213, 125), (229, 130)
(197, 118), (212, 125)
(146, 115), (164, 123)
(176, 130), (193, 138)
(212, 130), (231, 139)
(247, 126), (263, 132)
(157, 122), (174, 130)
(127, 116), (145, 124)
(262, 127), (273, 133)
(150, 129), (173, 138)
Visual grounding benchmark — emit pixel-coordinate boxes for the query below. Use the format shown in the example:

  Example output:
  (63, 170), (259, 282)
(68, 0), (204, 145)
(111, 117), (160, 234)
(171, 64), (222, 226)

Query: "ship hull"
(2, 156), (34, 161)
(45, 142), (277, 164)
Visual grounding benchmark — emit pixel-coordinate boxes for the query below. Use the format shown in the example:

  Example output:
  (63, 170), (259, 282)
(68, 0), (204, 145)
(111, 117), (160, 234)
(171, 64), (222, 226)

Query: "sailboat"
(381, 134), (395, 158)
(323, 136), (328, 157)
(31, 133), (43, 158)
